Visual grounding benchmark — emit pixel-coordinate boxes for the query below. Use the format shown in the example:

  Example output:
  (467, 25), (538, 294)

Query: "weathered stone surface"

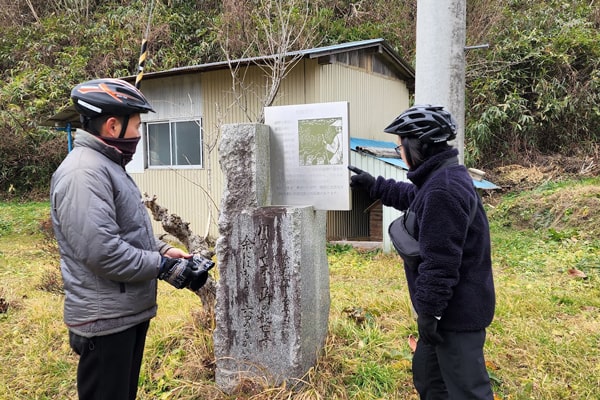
(218, 123), (271, 214)
(214, 124), (330, 392)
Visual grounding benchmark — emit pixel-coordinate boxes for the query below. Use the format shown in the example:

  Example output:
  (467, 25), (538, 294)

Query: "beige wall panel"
(318, 64), (410, 142)
(270, 60), (312, 106)
(201, 61), (309, 126)
(301, 58), (319, 104)
(138, 74), (203, 121)
(133, 168), (216, 240)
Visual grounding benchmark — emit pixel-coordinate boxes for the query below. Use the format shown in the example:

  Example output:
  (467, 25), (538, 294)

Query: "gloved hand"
(158, 255), (214, 290)
(417, 314), (444, 345)
(158, 257), (197, 289)
(348, 165), (375, 192)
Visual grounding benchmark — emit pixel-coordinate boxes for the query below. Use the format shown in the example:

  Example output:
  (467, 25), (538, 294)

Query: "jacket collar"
(73, 129), (124, 166)
(407, 147), (459, 188)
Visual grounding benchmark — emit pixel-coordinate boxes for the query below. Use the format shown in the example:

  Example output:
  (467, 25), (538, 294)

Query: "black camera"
(191, 254), (215, 273)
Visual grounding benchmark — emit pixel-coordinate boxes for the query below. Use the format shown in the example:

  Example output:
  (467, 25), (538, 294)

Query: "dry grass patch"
(2, 184), (600, 399)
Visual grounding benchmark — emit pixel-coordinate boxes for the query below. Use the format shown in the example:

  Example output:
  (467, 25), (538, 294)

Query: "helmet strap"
(402, 137), (414, 168)
(118, 115), (130, 138)
(80, 115), (91, 131)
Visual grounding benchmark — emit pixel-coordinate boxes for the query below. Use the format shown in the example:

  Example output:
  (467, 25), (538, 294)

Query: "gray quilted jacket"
(51, 129), (168, 337)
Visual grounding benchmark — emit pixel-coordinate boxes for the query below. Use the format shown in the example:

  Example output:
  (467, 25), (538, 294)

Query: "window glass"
(147, 122), (171, 166)
(174, 121), (202, 166)
(146, 119), (202, 168)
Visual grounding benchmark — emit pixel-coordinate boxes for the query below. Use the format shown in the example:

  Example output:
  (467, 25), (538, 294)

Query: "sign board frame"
(264, 102), (351, 211)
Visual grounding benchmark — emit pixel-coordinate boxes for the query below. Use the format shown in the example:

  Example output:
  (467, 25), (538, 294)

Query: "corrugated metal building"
(329, 138), (408, 252)
(44, 39), (423, 249)
(124, 39), (415, 241)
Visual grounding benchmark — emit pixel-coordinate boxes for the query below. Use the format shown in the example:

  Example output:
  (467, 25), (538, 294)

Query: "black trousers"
(69, 321), (150, 400)
(413, 329), (494, 400)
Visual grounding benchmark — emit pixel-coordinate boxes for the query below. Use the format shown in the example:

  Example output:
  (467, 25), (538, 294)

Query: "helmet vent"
(383, 104), (457, 144)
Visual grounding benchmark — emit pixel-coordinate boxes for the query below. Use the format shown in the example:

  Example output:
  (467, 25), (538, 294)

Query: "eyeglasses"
(394, 145), (402, 156)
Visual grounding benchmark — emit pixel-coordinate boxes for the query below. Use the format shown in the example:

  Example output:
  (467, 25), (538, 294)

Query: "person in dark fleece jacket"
(349, 105), (495, 400)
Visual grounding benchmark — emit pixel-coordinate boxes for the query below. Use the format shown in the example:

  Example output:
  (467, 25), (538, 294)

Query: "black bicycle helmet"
(384, 104), (457, 144)
(71, 78), (155, 118)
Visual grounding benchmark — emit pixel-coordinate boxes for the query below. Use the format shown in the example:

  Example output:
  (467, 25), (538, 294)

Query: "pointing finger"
(348, 165), (364, 174)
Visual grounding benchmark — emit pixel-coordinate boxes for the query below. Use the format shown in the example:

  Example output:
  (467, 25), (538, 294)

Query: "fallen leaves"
(342, 306), (375, 326)
(407, 334), (417, 353)
(567, 268), (587, 279)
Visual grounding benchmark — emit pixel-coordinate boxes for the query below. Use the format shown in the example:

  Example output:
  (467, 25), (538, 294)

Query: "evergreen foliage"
(0, 0), (598, 197)
(466, 0), (600, 166)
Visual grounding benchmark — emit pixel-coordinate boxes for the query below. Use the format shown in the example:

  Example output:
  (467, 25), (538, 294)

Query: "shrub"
(465, 0), (600, 166)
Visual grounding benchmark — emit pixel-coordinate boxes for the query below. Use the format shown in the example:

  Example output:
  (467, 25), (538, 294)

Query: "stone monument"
(214, 124), (330, 392)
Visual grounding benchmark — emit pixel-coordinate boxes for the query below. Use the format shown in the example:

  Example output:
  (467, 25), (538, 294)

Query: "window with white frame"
(146, 119), (203, 168)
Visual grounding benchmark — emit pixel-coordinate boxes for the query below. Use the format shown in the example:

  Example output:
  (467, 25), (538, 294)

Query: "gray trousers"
(413, 329), (494, 400)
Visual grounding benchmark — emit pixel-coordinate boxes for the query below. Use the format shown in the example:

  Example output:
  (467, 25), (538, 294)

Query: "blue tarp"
(350, 137), (499, 190)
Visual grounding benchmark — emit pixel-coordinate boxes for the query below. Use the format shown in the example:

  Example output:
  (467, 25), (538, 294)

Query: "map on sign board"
(264, 102), (351, 211)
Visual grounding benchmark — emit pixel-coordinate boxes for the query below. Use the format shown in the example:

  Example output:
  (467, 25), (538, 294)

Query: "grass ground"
(1, 178), (599, 399)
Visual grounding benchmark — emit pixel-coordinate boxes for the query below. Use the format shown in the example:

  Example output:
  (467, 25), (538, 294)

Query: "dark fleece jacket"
(371, 148), (495, 332)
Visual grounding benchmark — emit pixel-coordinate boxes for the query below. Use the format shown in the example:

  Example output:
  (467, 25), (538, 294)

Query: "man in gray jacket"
(51, 78), (212, 400)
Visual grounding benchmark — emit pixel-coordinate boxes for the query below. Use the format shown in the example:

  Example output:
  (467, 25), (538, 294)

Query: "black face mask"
(101, 136), (141, 166)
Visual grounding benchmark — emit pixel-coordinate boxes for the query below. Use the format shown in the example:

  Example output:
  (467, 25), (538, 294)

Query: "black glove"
(348, 165), (375, 192)
(188, 254), (215, 291)
(158, 255), (213, 290)
(417, 314), (444, 345)
(188, 273), (208, 291)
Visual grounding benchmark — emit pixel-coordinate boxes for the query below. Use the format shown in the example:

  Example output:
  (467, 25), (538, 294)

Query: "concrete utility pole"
(414, 0), (466, 163)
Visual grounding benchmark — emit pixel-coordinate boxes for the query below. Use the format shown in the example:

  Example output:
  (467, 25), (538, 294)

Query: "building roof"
(42, 39), (414, 128)
(350, 137), (499, 190)
(42, 106), (82, 129)
(123, 38), (415, 82)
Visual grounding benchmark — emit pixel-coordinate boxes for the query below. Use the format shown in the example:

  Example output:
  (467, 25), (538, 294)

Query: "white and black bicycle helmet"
(384, 104), (457, 144)
(71, 78), (155, 118)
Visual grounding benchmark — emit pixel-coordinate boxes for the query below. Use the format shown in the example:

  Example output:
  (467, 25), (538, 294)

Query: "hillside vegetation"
(1, 0), (599, 198)
(1, 178), (599, 398)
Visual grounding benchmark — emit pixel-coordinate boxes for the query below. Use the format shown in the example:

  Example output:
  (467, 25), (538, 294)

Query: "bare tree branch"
(217, 0), (322, 123)
(143, 193), (217, 325)
(24, 0), (40, 23)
